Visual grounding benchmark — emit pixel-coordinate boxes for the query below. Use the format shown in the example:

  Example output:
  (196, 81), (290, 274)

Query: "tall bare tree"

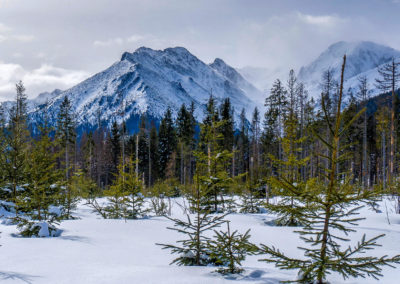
(358, 75), (370, 188)
(375, 58), (400, 182)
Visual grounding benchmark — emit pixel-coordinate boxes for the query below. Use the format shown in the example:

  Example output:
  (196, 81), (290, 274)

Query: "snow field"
(1, 197), (399, 284)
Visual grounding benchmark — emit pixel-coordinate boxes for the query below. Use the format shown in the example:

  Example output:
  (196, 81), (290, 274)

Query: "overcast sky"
(0, 0), (400, 100)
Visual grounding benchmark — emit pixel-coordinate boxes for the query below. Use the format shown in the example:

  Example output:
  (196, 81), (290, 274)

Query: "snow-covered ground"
(1, 197), (399, 284)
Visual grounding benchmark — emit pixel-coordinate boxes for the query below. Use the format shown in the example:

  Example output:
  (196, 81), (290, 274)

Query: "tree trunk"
(363, 111), (367, 189)
(383, 130), (386, 190)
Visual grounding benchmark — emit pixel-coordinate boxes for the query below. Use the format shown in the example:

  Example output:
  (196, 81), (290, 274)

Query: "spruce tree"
(3, 81), (30, 213)
(157, 170), (226, 266)
(149, 179), (176, 216)
(219, 98), (234, 152)
(15, 121), (63, 237)
(0, 105), (6, 197)
(258, 55), (400, 283)
(71, 169), (99, 200)
(266, 105), (308, 226)
(56, 96), (76, 219)
(102, 158), (147, 219)
(235, 108), (249, 176)
(265, 79), (287, 162)
(239, 174), (265, 214)
(110, 121), (121, 176)
(208, 221), (257, 274)
(250, 107), (261, 183)
(137, 117), (149, 185)
(149, 123), (158, 186)
(198, 106), (234, 213)
(158, 108), (176, 180)
(176, 103), (196, 184)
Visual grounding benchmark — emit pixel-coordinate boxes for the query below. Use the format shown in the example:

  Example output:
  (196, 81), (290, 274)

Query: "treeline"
(2, 63), (400, 214)
(74, 68), (400, 196)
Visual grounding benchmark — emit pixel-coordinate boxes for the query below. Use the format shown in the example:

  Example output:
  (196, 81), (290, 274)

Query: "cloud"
(232, 11), (354, 70)
(0, 22), (10, 32)
(93, 34), (147, 47)
(0, 0), (399, 96)
(297, 13), (346, 27)
(127, 34), (144, 43)
(93, 37), (124, 47)
(0, 33), (35, 43)
(0, 22), (35, 43)
(0, 61), (89, 101)
(12, 34), (35, 42)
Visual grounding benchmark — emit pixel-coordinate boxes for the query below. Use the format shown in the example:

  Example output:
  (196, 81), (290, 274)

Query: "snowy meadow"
(1, 196), (399, 284)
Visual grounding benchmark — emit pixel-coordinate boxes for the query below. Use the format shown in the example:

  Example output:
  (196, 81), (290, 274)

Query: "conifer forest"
(1, 1), (400, 284)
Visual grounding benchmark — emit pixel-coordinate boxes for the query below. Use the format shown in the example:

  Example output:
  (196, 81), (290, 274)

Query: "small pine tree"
(71, 169), (100, 200)
(14, 121), (63, 237)
(266, 112), (309, 226)
(157, 171), (226, 266)
(239, 175), (265, 214)
(197, 109), (234, 213)
(208, 221), (257, 274)
(149, 179), (177, 216)
(3, 81), (30, 213)
(102, 158), (147, 219)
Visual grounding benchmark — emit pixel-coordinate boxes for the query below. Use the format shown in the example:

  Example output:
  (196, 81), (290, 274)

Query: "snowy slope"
(0, 197), (399, 283)
(298, 41), (400, 98)
(210, 58), (264, 103)
(24, 47), (259, 132)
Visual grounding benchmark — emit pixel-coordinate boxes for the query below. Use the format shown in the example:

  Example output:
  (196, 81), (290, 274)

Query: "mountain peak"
(296, 40), (400, 99)
(164, 46), (191, 55)
(299, 40), (400, 95)
(121, 46), (200, 66)
(211, 58), (227, 66)
(325, 41), (399, 59)
(121, 46), (157, 61)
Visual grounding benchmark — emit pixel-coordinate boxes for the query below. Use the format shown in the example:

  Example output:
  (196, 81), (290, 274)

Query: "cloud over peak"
(0, 62), (89, 101)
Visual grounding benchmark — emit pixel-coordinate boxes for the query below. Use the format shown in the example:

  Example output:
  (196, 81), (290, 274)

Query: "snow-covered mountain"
(239, 41), (400, 100)
(298, 41), (400, 97)
(21, 47), (260, 133)
(4, 41), (398, 132)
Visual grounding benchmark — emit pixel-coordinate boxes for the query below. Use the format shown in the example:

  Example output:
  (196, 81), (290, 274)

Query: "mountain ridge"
(3, 40), (399, 133)
(6, 46), (260, 134)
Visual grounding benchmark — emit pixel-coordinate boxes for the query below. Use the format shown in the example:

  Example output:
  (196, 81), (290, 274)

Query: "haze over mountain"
(237, 41), (400, 100)
(298, 41), (400, 97)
